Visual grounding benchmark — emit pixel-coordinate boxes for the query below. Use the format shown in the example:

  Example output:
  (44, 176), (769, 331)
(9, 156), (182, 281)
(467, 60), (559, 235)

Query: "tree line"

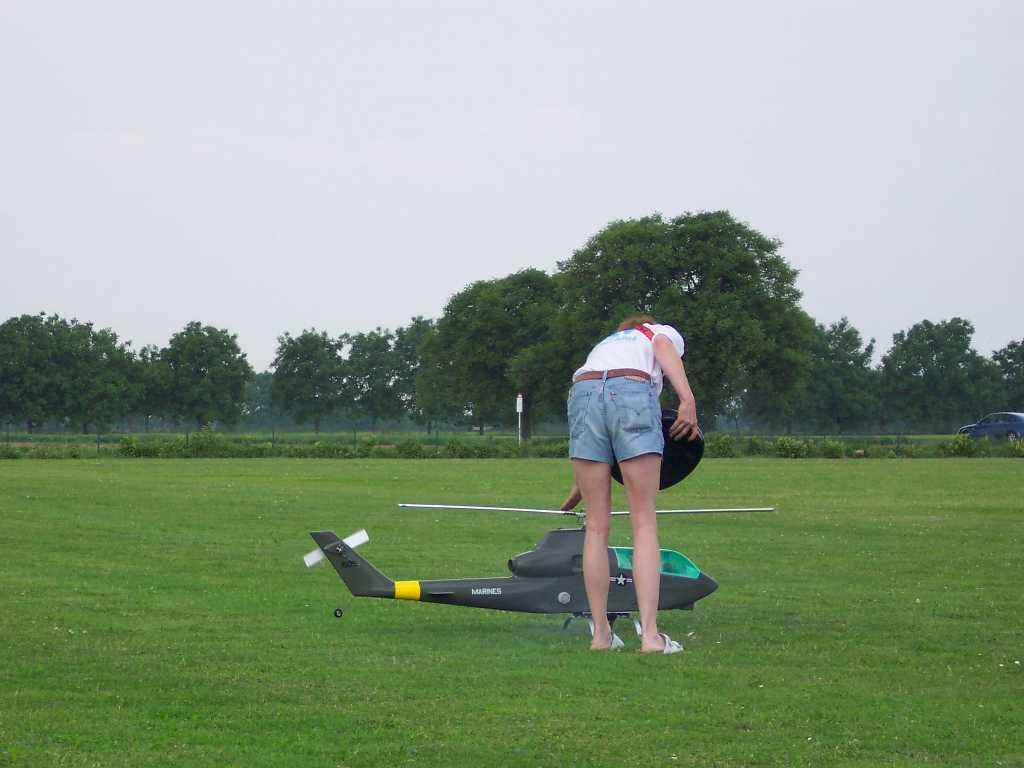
(2, 211), (1021, 435)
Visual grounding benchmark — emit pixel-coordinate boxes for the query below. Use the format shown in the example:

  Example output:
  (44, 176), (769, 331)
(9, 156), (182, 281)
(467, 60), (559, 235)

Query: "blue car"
(957, 412), (1024, 442)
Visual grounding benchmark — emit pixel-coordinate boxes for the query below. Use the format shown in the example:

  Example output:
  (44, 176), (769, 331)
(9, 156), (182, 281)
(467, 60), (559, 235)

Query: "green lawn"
(1, 459), (1021, 767)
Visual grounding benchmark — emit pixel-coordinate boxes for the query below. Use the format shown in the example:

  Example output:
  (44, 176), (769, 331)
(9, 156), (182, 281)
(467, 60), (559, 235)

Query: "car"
(957, 412), (1024, 442)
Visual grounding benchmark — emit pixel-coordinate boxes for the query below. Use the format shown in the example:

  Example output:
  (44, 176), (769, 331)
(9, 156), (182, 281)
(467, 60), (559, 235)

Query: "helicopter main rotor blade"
(400, 503), (774, 517)
(398, 503), (575, 516)
(611, 506), (775, 516)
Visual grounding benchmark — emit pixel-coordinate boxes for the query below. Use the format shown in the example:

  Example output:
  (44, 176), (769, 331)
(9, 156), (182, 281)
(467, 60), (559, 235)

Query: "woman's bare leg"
(619, 452), (666, 652)
(572, 458), (613, 649)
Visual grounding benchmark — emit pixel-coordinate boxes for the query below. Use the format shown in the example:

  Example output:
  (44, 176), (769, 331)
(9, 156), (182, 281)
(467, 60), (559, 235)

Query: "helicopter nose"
(698, 572), (718, 598)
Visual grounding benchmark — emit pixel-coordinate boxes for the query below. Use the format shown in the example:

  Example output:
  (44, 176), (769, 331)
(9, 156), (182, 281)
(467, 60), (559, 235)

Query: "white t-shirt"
(573, 323), (685, 395)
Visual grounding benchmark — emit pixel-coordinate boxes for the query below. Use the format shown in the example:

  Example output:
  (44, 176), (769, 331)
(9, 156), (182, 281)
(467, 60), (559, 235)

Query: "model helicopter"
(303, 415), (773, 640)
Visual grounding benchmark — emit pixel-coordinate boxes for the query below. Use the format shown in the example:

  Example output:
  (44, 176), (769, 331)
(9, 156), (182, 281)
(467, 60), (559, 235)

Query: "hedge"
(1, 433), (1021, 460)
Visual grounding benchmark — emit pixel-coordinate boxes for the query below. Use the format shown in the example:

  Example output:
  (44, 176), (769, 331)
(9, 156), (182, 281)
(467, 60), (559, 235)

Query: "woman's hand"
(668, 403), (699, 441)
(560, 482), (582, 511)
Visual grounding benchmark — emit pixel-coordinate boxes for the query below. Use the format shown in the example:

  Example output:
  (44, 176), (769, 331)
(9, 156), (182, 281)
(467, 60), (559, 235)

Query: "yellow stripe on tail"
(394, 580), (421, 601)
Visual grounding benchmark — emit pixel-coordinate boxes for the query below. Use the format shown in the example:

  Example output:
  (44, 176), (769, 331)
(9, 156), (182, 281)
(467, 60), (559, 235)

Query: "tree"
(737, 304), (816, 433)
(993, 340), (1024, 408)
(0, 313), (138, 433)
(271, 330), (344, 434)
(393, 317), (436, 425)
(132, 345), (169, 431)
(880, 318), (1005, 432)
(423, 269), (559, 432)
(0, 313), (62, 430)
(555, 211), (812, 422)
(160, 322), (254, 428)
(414, 327), (468, 431)
(797, 318), (879, 433)
(243, 371), (276, 430)
(342, 328), (404, 430)
(57, 321), (136, 433)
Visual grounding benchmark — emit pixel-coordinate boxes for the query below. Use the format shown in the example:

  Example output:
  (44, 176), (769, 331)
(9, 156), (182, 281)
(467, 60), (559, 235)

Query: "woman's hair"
(617, 314), (657, 332)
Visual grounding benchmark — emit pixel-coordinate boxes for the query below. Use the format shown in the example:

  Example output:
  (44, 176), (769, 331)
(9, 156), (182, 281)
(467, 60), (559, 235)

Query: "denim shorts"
(567, 376), (664, 464)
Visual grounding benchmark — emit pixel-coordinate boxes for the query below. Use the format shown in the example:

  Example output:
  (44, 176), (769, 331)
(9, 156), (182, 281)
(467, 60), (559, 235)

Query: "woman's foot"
(591, 632), (624, 650)
(639, 632), (683, 654)
(588, 618), (623, 650)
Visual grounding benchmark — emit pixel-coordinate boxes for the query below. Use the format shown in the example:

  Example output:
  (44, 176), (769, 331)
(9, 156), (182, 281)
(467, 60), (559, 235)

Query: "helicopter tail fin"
(307, 530), (396, 599)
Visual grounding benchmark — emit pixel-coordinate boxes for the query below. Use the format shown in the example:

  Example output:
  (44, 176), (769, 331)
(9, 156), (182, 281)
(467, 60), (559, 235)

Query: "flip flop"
(640, 632), (683, 655)
(587, 618), (625, 651)
(590, 633), (624, 651)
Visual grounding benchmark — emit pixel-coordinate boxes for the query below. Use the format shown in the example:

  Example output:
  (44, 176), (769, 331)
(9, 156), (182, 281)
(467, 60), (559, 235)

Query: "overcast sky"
(2, 1), (1020, 371)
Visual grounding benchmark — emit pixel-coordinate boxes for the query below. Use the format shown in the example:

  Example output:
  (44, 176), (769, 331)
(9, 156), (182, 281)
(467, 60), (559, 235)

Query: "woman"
(561, 315), (699, 653)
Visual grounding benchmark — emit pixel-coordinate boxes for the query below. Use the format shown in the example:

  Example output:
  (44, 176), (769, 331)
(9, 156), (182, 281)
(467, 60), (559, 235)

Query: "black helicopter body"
(308, 524), (719, 617)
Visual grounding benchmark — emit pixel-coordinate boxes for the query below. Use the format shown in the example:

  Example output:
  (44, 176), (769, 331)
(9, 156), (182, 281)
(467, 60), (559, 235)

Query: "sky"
(2, 1), (1021, 371)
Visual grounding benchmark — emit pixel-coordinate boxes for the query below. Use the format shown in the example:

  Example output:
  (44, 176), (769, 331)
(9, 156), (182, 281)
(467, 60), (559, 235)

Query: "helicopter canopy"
(612, 546), (701, 579)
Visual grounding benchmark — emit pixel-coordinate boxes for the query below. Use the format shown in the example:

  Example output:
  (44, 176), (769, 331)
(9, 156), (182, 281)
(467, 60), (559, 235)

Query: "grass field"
(1, 459), (1021, 767)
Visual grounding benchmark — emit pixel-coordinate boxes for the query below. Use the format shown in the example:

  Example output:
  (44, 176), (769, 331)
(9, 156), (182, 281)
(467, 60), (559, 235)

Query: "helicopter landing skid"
(562, 611), (633, 633)
(563, 612), (648, 640)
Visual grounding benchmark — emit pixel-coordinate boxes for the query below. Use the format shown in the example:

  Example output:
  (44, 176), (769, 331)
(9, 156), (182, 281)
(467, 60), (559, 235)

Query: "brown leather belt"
(573, 368), (651, 384)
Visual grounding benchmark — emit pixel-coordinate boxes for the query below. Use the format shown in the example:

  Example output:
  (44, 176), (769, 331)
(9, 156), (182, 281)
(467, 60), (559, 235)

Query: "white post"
(516, 392), (524, 446)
